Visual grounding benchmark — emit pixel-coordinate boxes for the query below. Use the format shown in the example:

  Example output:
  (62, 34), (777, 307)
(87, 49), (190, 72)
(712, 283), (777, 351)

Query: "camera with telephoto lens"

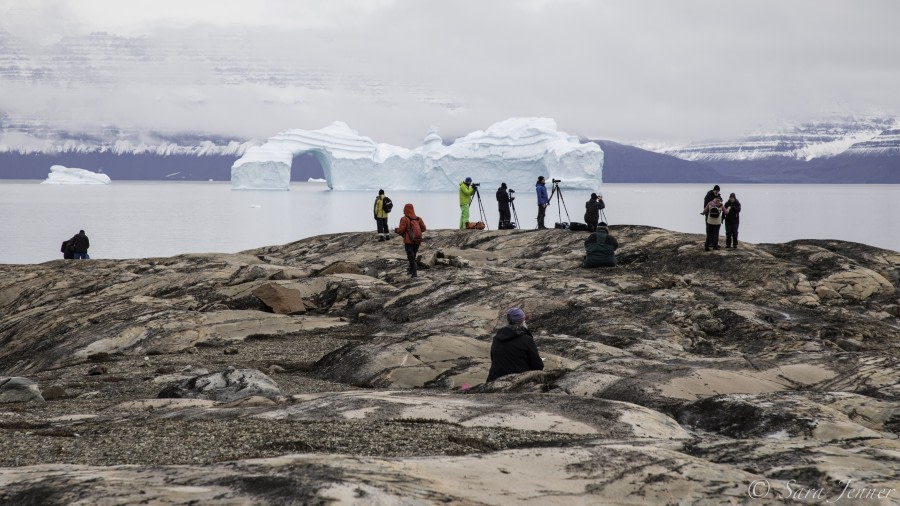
(472, 182), (480, 187)
(552, 179), (561, 183)
(508, 189), (515, 194)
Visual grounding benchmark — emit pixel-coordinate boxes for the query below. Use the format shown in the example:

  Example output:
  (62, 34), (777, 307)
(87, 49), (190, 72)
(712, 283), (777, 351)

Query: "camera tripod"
(470, 185), (489, 230)
(508, 190), (520, 229)
(548, 180), (571, 224)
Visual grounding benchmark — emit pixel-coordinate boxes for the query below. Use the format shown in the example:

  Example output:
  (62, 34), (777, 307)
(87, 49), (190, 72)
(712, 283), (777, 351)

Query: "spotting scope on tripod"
(470, 183), (489, 230)
(548, 179), (571, 225)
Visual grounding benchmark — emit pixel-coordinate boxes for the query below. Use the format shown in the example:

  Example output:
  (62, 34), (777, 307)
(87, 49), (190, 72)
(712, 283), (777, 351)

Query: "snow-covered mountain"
(648, 117), (900, 183)
(658, 117), (897, 162)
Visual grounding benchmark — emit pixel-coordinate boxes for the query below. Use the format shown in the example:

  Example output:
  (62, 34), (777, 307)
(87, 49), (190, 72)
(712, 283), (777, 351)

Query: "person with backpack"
(487, 307), (544, 382)
(584, 193), (605, 232)
(535, 176), (550, 229)
(69, 230), (90, 259)
(60, 239), (75, 259)
(496, 183), (514, 229)
(374, 189), (393, 241)
(723, 192), (742, 249)
(582, 222), (618, 267)
(459, 177), (476, 229)
(394, 203), (427, 277)
(702, 197), (724, 251)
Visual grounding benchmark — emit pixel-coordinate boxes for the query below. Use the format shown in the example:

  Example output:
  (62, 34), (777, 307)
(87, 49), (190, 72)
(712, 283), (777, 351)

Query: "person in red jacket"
(394, 203), (427, 277)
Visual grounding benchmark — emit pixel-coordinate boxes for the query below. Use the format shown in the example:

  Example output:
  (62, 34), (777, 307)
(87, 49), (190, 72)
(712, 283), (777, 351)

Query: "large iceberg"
(41, 165), (111, 185)
(231, 118), (603, 191)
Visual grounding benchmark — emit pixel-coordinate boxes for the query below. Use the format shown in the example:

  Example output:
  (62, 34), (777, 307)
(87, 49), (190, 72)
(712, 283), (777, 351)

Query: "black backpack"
(708, 206), (721, 219)
(382, 197), (393, 213)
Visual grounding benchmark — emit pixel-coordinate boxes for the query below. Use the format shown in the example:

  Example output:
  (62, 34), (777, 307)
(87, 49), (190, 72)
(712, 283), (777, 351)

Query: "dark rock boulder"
(157, 368), (281, 402)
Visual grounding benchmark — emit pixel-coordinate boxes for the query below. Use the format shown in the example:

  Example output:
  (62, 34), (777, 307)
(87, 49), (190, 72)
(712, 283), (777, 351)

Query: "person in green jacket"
(459, 177), (477, 229)
(582, 222), (618, 268)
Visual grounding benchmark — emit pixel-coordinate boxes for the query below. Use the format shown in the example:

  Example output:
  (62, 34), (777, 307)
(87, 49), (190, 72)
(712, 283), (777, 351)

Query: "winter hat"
(506, 307), (526, 325)
(590, 193), (597, 199)
(729, 193), (736, 199)
(713, 185), (720, 191)
(378, 189), (384, 195)
(538, 176), (545, 182)
(465, 177), (472, 183)
(500, 182), (507, 188)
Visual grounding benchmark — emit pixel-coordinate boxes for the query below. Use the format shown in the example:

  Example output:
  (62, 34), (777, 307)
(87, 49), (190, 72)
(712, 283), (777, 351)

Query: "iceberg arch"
(231, 118), (603, 191)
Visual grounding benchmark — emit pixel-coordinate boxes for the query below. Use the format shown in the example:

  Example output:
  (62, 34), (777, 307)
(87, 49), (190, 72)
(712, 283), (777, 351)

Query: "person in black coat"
(703, 185), (721, 207)
(582, 222), (618, 267)
(496, 183), (513, 229)
(584, 193), (605, 231)
(486, 308), (544, 382)
(723, 192), (741, 248)
(70, 230), (90, 260)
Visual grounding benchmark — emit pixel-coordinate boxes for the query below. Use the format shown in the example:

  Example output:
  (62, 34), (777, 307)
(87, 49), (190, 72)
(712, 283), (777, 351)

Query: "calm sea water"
(1, 181), (898, 265)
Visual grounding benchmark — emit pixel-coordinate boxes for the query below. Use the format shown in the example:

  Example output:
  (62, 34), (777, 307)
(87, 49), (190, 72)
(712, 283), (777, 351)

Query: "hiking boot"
(713, 246), (721, 250)
(705, 247), (710, 251)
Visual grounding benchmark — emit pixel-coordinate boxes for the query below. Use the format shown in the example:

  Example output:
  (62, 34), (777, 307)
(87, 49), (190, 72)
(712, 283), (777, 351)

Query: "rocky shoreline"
(1, 226), (898, 504)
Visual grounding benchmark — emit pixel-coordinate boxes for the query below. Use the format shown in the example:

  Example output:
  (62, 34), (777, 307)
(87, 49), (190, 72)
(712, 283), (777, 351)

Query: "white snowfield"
(41, 165), (111, 185)
(231, 118), (604, 191)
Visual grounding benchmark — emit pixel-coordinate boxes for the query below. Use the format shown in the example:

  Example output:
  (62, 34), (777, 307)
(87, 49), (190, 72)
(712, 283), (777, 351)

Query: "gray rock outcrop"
(158, 368), (281, 402)
(0, 227), (897, 504)
(0, 377), (44, 403)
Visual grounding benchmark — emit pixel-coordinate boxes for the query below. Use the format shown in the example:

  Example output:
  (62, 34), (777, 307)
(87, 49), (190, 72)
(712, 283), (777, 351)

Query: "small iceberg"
(307, 178), (326, 183)
(41, 165), (111, 185)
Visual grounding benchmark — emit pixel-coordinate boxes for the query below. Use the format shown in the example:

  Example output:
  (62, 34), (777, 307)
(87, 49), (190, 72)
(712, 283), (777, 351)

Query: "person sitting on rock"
(487, 308), (544, 382)
(70, 229), (90, 260)
(394, 203), (426, 277)
(582, 222), (618, 267)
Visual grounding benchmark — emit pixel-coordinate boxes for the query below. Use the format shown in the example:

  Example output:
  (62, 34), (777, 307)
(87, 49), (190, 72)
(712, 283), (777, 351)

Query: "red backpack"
(406, 217), (423, 244)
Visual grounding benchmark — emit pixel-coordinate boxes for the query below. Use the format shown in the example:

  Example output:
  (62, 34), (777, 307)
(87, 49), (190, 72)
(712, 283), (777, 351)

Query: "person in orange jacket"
(394, 203), (427, 277)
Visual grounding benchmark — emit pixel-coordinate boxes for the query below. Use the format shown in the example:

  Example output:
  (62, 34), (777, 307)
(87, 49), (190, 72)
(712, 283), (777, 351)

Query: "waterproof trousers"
(459, 205), (470, 229)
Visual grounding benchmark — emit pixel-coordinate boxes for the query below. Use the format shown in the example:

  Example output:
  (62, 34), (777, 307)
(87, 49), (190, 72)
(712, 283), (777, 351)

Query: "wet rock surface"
(0, 227), (898, 504)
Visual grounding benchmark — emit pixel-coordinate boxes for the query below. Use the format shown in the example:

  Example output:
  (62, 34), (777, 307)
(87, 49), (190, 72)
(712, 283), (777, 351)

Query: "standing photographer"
(584, 193), (605, 232)
(459, 177), (477, 229)
(496, 183), (514, 229)
(535, 176), (549, 229)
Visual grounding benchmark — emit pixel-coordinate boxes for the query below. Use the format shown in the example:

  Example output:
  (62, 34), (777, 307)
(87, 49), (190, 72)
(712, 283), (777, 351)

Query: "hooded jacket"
(459, 181), (476, 206)
(395, 203), (426, 245)
(724, 198), (741, 223)
(487, 324), (544, 382)
(584, 197), (605, 224)
(704, 198), (724, 225)
(70, 231), (90, 254)
(583, 226), (618, 267)
(374, 195), (389, 219)
(496, 185), (511, 210)
(535, 181), (549, 206)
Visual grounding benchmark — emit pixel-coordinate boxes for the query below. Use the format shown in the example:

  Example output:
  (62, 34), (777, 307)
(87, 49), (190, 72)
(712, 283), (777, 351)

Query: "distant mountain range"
(1, 117), (898, 183)
(644, 116), (900, 183)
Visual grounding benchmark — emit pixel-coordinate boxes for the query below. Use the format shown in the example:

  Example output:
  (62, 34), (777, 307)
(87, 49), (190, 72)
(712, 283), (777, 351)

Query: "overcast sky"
(1, 0), (899, 147)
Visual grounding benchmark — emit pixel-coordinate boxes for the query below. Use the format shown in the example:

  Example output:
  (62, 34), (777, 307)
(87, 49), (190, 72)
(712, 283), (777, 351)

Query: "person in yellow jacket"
(374, 189), (392, 241)
(459, 177), (476, 229)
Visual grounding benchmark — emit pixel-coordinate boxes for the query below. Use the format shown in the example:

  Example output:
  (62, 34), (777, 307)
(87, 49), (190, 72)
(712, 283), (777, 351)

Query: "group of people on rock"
(701, 185), (742, 251)
(60, 230), (90, 260)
